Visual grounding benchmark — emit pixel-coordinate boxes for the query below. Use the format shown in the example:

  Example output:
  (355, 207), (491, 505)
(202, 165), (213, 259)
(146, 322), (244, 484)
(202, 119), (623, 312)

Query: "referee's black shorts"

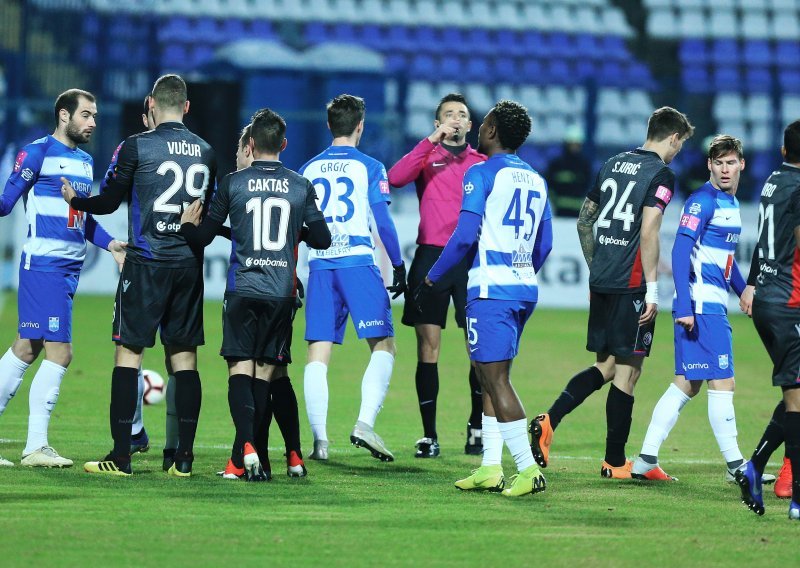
(221, 293), (295, 365)
(586, 291), (654, 358)
(402, 244), (469, 329)
(113, 261), (204, 348)
(752, 298), (800, 388)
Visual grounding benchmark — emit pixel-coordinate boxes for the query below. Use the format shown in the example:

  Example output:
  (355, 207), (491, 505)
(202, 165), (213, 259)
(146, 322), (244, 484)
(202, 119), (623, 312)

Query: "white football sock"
(304, 361), (329, 441)
(498, 418), (536, 472)
(708, 389), (743, 464)
(164, 373), (179, 450)
(24, 360), (66, 455)
(0, 348), (30, 416)
(357, 351), (394, 428)
(481, 414), (502, 467)
(132, 368), (144, 436)
(640, 383), (691, 458)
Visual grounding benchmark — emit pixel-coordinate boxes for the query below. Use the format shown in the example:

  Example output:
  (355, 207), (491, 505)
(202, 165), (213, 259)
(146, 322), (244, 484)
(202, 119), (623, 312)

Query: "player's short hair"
(708, 134), (744, 160)
(490, 100), (532, 151)
(143, 95), (151, 115)
(239, 123), (252, 148)
(435, 93), (469, 121)
(250, 108), (286, 154)
(784, 120), (800, 163)
(151, 74), (187, 111)
(646, 107), (695, 142)
(327, 94), (365, 138)
(54, 89), (95, 125)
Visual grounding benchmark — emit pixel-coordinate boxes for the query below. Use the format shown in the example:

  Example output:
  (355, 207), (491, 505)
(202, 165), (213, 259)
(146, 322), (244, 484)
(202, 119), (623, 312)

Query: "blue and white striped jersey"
(300, 145), (391, 271)
(673, 182), (741, 315)
(461, 153), (550, 301)
(0, 135), (111, 273)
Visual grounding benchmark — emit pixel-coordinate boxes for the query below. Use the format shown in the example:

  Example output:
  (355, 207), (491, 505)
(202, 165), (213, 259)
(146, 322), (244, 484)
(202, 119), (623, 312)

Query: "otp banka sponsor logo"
(156, 221), (182, 232)
(244, 257), (288, 268)
(598, 234), (629, 246)
(358, 319), (384, 330)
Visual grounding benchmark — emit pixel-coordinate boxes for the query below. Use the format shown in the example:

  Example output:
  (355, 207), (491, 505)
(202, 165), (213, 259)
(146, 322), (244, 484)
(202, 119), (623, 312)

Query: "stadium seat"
(626, 90), (654, 117)
(469, 28), (495, 57)
(412, 0), (440, 27)
(522, 30), (550, 59)
(709, 12), (739, 38)
(494, 30), (526, 58)
(749, 123), (772, 151)
(439, 54), (465, 81)
(384, 52), (407, 74)
(440, 0), (469, 28)
(714, 66), (742, 92)
(713, 93), (745, 122)
(518, 85), (545, 114)
(409, 54), (438, 81)
(304, 22), (330, 45)
(711, 39), (740, 65)
(159, 17), (194, 43)
(678, 9), (705, 38)
(746, 94), (773, 123)
(602, 8), (635, 37)
(743, 40), (773, 66)
(745, 67), (773, 93)
(646, 8), (677, 39)
(493, 83), (518, 103)
(781, 96), (800, 123)
(521, 59), (546, 84)
(775, 41), (800, 68)
(679, 38), (708, 64)
(332, 23), (358, 45)
(385, 26), (415, 53)
(385, 0), (415, 26)
(597, 89), (626, 117)
(600, 36), (629, 62)
(195, 17), (224, 46)
(771, 13), (800, 41)
(546, 59), (575, 86)
(520, 3), (550, 31)
(740, 10), (770, 39)
(493, 57), (520, 83)
(245, 19), (274, 41)
(497, 3), (524, 30)
(778, 69), (800, 92)
(464, 83), (494, 112)
(463, 56), (492, 83)
(574, 60), (597, 81)
(360, 0), (389, 24)
(597, 61), (626, 88)
(681, 65), (712, 93)
(407, 81), (437, 111)
(331, 0), (360, 23)
(408, 110), (434, 139)
(546, 4), (576, 33)
(574, 6), (600, 35)
(596, 116), (630, 146)
(574, 34), (601, 61)
(162, 44), (190, 70)
(306, 0), (337, 22)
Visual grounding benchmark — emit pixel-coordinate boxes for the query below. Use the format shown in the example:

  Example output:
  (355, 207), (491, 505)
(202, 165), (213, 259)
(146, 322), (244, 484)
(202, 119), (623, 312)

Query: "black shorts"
(402, 244), (469, 329)
(752, 299), (800, 387)
(586, 291), (654, 358)
(221, 294), (295, 364)
(113, 262), (204, 348)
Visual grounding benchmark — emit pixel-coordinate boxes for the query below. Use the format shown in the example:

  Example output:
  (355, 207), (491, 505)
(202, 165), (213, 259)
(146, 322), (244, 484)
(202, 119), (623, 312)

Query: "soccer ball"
(142, 369), (166, 405)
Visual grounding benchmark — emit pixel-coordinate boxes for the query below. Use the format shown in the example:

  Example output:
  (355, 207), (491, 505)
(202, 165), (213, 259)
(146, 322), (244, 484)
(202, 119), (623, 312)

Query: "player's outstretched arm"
(0, 178), (27, 217)
(576, 197), (599, 267)
(304, 219), (332, 250)
(387, 137), (437, 187)
(640, 205), (664, 324)
(67, 139), (136, 214)
(179, 199), (219, 249)
(1, 146), (42, 216)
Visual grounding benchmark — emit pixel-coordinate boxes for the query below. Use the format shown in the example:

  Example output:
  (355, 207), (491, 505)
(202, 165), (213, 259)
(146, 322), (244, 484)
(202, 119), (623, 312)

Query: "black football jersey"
(587, 148), (675, 293)
(207, 160), (324, 299)
(754, 163), (800, 307)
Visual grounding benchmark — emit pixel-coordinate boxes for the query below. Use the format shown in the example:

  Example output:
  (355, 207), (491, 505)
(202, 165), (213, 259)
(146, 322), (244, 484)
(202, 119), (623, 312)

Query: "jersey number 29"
(154, 161), (210, 214)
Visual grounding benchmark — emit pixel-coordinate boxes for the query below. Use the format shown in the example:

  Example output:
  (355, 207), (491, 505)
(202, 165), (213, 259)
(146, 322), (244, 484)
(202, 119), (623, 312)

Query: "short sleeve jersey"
(4, 136), (95, 273)
(673, 183), (741, 315)
(461, 153), (551, 302)
(111, 122), (217, 267)
(207, 160), (324, 299)
(588, 148), (676, 293)
(299, 145), (390, 271)
(754, 163), (800, 307)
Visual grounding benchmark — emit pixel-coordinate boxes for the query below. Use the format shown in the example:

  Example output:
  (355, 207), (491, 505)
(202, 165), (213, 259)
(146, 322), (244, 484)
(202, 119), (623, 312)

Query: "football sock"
(639, 383), (691, 460)
(252, 378), (271, 465)
(304, 361), (329, 441)
(468, 366), (482, 429)
(750, 401), (785, 474)
(415, 362), (438, 439)
(131, 368), (144, 437)
(605, 384), (634, 467)
(164, 373), (179, 450)
(498, 418), (536, 472)
(271, 376), (301, 454)
(357, 350), (394, 428)
(707, 389), (743, 465)
(109, 366), (139, 459)
(24, 360), (66, 454)
(174, 369), (202, 457)
(784, 411), (800, 503)
(228, 374), (255, 467)
(481, 414), (502, 467)
(0, 348), (29, 416)
(548, 366), (605, 430)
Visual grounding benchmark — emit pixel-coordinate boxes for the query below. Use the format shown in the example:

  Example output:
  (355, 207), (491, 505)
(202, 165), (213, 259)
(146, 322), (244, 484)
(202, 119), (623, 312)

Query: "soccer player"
(180, 108), (330, 481)
(419, 100), (552, 496)
(735, 120), (800, 519)
(0, 89), (126, 468)
(62, 74), (217, 477)
(300, 94), (405, 462)
(530, 107), (694, 479)
(388, 93), (487, 458)
(630, 135), (775, 483)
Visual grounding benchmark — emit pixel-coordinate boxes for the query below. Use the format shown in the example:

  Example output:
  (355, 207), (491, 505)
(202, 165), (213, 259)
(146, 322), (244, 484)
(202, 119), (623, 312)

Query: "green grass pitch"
(0, 293), (795, 566)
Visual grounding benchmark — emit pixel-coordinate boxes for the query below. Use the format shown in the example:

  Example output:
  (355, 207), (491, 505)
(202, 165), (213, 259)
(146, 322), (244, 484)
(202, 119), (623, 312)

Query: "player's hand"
(412, 277), (434, 313)
(297, 278), (305, 299)
(739, 285), (755, 317)
(639, 302), (658, 325)
(428, 120), (460, 144)
(108, 240), (128, 272)
(387, 263), (407, 299)
(674, 314), (694, 332)
(181, 199), (203, 226)
(60, 176), (77, 204)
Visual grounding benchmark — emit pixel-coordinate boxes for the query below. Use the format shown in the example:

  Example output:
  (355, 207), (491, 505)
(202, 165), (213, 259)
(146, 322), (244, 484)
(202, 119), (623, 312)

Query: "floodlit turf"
(0, 293), (796, 566)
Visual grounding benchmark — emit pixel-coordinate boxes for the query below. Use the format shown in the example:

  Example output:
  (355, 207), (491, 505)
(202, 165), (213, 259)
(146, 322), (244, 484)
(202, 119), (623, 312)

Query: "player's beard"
(66, 121), (92, 145)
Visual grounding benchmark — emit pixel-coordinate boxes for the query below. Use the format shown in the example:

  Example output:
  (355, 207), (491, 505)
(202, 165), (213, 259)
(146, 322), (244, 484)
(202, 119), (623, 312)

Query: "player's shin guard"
(0, 348), (29, 416)
(751, 401), (785, 474)
(304, 362), (329, 441)
(174, 370), (202, 457)
(468, 366), (482, 429)
(784, 411), (800, 503)
(415, 362), (438, 439)
(548, 366), (605, 430)
(228, 374), (255, 465)
(481, 414), (502, 467)
(25, 360), (66, 454)
(110, 366), (139, 458)
(708, 389), (744, 466)
(640, 383), (690, 460)
(270, 376), (301, 455)
(357, 351), (393, 428)
(605, 384), (634, 467)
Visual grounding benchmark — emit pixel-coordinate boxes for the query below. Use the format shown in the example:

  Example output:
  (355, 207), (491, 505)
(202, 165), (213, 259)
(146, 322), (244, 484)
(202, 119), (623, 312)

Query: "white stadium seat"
(746, 94), (772, 123)
(713, 93), (745, 122)
(646, 8), (678, 39)
(678, 9), (706, 38)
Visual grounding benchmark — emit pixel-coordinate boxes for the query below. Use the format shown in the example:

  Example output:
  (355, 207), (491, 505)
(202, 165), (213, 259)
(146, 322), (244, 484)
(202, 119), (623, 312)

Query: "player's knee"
(45, 345), (72, 368)
(11, 340), (39, 364)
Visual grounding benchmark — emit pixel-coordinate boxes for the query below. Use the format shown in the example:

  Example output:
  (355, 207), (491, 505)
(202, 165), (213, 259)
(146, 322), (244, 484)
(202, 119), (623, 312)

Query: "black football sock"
(605, 384), (634, 467)
(174, 369), (202, 458)
(110, 366), (139, 460)
(783, 411), (800, 503)
(252, 378), (272, 466)
(228, 374), (255, 466)
(750, 401), (785, 474)
(548, 366), (605, 430)
(271, 376), (302, 455)
(416, 362), (439, 439)
(468, 366), (483, 428)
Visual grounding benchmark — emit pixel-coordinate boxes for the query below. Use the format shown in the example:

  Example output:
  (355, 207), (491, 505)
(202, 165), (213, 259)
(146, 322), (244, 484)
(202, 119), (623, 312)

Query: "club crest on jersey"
(48, 317), (60, 333)
(718, 354), (729, 370)
(688, 202), (702, 215)
(83, 161), (92, 178)
(13, 150), (27, 172)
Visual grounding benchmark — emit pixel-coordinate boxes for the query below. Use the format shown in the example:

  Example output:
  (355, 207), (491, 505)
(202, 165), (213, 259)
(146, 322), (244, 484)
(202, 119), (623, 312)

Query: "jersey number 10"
(246, 197), (290, 251)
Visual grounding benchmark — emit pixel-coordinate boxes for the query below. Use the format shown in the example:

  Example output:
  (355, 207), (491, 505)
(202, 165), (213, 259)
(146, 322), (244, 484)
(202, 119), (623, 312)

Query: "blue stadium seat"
(679, 38), (707, 64)
(412, 26), (441, 53)
(219, 18), (247, 43)
(682, 65), (712, 93)
(600, 36), (629, 62)
(776, 42), (800, 68)
(385, 25), (415, 53)
(438, 54), (465, 82)
(469, 28), (494, 57)
(162, 44), (190, 70)
(521, 59), (546, 84)
(358, 24), (384, 51)
(714, 66), (742, 92)
(494, 30), (526, 58)
(548, 33), (574, 59)
(464, 56), (491, 83)
(384, 52), (407, 74)
(546, 59), (575, 85)
(440, 27), (470, 55)
(627, 62), (656, 90)
(743, 40), (773, 67)
(246, 19), (275, 41)
(597, 61), (625, 87)
(304, 22), (330, 45)
(159, 17), (194, 43)
(195, 17), (224, 46)
(409, 53), (438, 81)
(332, 23), (357, 44)
(83, 13), (101, 38)
(493, 57), (520, 83)
(745, 67), (773, 93)
(79, 43), (99, 65)
(778, 69), (800, 91)
(191, 44), (215, 67)
(522, 30), (549, 58)
(574, 34), (601, 60)
(711, 39), (740, 65)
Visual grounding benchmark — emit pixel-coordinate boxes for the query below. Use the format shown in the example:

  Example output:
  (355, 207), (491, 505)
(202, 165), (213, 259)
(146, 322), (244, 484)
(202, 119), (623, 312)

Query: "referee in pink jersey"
(388, 93), (486, 458)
